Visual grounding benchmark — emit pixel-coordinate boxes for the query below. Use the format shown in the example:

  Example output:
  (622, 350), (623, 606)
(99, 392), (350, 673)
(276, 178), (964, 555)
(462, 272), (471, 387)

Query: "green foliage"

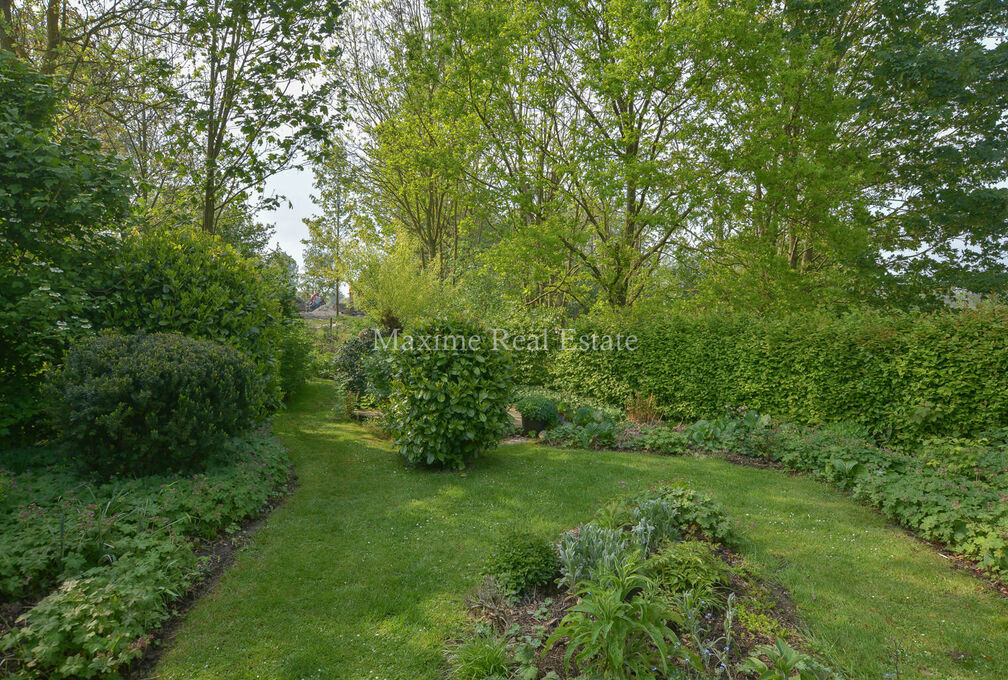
(557, 523), (631, 589)
(50, 333), (265, 476)
(514, 395), (559, 433)
(648, 540), (730, 600)
(388, 317), (512, 469)
(635, 427), (689, 455)
(0, 433), (290, 602)
(549, 307), (1008, 442)
(447, 631), (510, 680)
(0, 53), (131, 442)
(748, 423), (1008, 578)
(545, 560), (683, 680)
(484, 532), (560, 600)
(0, 432), (290, 677)
(275, 323), (315, 397)
(629, 485), (740, 547)
(572, 405), (600, 426)
(332, 328), (377, 394)
(92, 226), (303, 407)
(741, 638), (837, 680)
(541, 421), (618, 449)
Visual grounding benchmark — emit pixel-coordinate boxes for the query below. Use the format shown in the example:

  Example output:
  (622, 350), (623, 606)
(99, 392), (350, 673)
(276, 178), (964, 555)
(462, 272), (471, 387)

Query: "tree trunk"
(1, 0), (14, 53)
(42, 0), (59, 73)
(202, 163), (216, 233)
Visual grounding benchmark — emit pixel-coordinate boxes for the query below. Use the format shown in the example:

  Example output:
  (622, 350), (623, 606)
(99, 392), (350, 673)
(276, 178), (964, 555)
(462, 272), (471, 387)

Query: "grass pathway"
(153, 382), (1008, 680)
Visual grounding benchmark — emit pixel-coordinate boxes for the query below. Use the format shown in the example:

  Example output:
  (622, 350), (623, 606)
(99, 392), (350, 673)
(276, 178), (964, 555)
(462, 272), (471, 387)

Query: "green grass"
(153, 382), (1008, 680)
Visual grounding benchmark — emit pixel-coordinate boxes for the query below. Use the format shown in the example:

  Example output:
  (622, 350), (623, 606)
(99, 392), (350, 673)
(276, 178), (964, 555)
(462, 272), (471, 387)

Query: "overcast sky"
(263, 165), (315, 268)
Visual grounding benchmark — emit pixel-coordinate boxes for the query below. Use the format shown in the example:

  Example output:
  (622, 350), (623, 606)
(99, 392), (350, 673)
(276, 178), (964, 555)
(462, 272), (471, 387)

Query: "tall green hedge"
(546, 307), (1008, 442)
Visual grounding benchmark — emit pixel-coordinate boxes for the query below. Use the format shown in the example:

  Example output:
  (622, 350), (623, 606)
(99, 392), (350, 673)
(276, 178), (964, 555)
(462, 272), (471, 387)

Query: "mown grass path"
(153, 382), (1008, 680)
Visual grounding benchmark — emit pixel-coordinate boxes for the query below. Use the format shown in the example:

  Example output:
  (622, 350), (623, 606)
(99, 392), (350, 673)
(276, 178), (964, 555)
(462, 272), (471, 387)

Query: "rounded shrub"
(515, 394), (559, 433)
(51, 332), (266, 475)
(91, 227), (301, 407)
(485, 531), (560, 599)
(388, 317), (512, 469)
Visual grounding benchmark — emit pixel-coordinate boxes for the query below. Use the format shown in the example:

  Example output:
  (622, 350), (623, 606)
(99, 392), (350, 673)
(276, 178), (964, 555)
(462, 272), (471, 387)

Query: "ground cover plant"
(154, 383), (1008, 680)
(0, 432), (291, 678)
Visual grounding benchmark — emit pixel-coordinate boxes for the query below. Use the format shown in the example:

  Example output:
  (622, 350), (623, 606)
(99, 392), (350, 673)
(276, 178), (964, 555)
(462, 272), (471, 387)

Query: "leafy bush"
(514, 394), (559, 433)
(549, 307), (1008, 442)
(0, 432), (289, 602)
(636, 426), (689, 455)
(50, 333), (265, 476)
(750, 424), (1008, 578)
(1, 540), (198, 679)
(276, 323), (315, 397)
(572, 404), (599, 426)
(0, 53), (130, 443)
(630, 484), (740, 547)
(388, 317), (512, 469)
(557, 523), (631, 589)
(91, 227), (302, 407)
(332, 328), (377, 394)
(742, 638), (838, 679)
(484, 532), (559, 600)
(541, 421), (618, 449)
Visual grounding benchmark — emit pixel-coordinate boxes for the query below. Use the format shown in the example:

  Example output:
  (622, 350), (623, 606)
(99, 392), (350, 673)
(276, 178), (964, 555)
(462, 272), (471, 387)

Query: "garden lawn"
(153, 382), (1008, 680)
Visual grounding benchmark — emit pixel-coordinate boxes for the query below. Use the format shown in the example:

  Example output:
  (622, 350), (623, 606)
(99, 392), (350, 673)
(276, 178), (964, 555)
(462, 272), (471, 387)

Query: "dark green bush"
(514, 394), (559, 433)
(333, 328), (376, 394)
(485, 532), (560, 599)
(51, 332), (265, 475)
(91, 227), (302, 408)
(388, 317), (512, 469)
(549, 306), (1008, 442)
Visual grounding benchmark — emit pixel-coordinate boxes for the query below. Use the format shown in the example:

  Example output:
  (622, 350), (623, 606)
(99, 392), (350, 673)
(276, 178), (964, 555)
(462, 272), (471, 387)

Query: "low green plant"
(514, 394), (559, 433)
(741, 638), (836, 679)
(50, 332), (266, 476)
(541, 420), (618, 449)
(484, 532), (560, 600)
(388, 317), (512, 469)
(556, 523), (630, 589)
(545, 559), (683, 680)
(0, 539), (199, 679)
(637, 426), (690, 455)
(572, 405), (599, 426)
(447, 631), (511, 680)
(630, 484), (740, 546)
(648, 540), (730, 599)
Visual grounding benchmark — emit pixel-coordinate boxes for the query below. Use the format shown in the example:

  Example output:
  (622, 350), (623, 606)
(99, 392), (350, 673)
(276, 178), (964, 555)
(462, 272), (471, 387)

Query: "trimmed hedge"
(51, 332), (266, 475)
(546, 306), (1008, 442)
